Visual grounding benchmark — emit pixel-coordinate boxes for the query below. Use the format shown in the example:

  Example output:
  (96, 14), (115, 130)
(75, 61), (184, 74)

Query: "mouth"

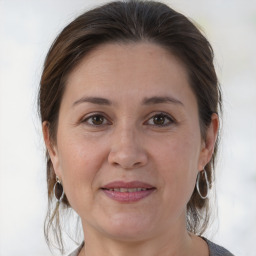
(101, 181), (156, 202)
(102, 187), (152, 192)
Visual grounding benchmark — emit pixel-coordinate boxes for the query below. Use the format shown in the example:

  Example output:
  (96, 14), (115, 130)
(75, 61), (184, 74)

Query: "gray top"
(68, 239), (234, 256)
(203, 238), (234, 256)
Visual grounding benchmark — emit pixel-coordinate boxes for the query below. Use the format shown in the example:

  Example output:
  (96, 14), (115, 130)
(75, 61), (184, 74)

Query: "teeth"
(106, 188), (150, 192)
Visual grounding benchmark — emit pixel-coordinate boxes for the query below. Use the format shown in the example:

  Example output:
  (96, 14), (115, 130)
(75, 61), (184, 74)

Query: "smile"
(101, 181), (156, 202)
(103, 188), (150, 192)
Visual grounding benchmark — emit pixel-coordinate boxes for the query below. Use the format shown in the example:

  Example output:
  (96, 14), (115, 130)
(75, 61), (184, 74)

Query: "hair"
(39, 0), (222, 253)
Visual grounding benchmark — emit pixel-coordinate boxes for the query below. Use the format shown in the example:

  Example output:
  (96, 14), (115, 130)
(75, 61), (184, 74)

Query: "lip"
(102, 181), (155, 189)
(101, 181), (156, 203)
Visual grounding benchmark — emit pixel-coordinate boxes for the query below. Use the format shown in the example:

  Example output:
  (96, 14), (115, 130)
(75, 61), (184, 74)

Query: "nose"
(108, 126), (148, 170)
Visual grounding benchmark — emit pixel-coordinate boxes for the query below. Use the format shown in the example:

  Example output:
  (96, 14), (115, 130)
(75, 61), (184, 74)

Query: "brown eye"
(146, 113), (174, 127)
(91, 115), (104, 125)
(153, 114), (166, 125)
(83, 114), (109, 126)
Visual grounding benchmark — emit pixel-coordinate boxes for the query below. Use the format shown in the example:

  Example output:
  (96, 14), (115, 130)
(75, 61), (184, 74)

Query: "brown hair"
(39, 0), (221, 253)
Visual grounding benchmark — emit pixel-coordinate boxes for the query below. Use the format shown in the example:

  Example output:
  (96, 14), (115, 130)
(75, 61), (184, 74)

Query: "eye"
(146, 113), (174, 127)
(82, 114), (110, 126)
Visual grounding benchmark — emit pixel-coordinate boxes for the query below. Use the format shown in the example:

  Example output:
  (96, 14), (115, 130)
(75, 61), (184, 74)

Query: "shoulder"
(202, 237), (235, 256)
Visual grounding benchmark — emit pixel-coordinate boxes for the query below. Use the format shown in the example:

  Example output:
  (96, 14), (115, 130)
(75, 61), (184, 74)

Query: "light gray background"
(0, 0), (256, 255)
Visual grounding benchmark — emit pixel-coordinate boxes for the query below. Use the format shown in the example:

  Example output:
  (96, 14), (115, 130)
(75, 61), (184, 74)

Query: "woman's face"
(45, 42), (216, 241)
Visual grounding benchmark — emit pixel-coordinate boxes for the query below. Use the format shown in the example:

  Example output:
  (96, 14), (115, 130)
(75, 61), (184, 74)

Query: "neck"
(79, 218), (200, 256)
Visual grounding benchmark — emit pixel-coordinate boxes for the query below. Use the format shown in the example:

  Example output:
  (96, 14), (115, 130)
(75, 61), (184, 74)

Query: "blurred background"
(0, 0), (255, 255)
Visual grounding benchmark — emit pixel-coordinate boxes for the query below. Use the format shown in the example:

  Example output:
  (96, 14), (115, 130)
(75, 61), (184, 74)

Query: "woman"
(39, 1), (234, 255)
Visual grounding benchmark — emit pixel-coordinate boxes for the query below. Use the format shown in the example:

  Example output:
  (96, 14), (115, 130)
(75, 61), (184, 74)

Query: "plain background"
(0, 0), (256, 255)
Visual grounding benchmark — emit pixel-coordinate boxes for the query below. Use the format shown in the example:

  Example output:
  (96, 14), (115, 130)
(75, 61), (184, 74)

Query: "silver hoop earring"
(53, 176), (64, 202)
(196, 169), (209, 199)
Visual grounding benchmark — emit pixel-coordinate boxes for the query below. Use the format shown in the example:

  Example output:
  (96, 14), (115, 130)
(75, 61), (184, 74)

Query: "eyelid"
(81, 112), (112, 126)
(79, 111), (175, 127)
(144, 112), (176, 126)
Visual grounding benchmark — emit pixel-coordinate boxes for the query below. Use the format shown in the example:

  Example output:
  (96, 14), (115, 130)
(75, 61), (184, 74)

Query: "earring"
(196, 169), (209, 199)
(53, 176), (64, 202)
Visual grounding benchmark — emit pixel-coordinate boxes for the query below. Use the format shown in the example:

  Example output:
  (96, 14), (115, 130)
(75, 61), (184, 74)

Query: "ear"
(198, 113), (219, 170)
(42, 121), (62, 179)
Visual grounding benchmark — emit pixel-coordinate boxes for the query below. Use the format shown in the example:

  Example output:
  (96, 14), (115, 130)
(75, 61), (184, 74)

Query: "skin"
(43, 42), (218, 256)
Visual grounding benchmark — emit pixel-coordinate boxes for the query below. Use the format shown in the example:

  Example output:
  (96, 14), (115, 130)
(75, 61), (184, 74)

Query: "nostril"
(108, 146), (148, 169)
(112, 161), (144, 170)
(113, 162), (119, 167)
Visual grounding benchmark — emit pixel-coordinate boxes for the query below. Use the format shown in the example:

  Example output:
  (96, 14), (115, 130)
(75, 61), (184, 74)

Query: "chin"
(98, 212), (155, 241)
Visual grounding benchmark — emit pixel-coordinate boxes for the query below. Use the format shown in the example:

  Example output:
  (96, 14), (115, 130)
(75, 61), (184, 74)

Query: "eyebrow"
(142, 96), (183, 106)
(73, 97), (112, 107)
(72, 95), (183, 107)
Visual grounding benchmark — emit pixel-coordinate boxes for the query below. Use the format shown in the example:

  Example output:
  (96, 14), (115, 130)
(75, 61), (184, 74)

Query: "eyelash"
(81, 113), (111, 127)
(145, 112), (175, 127)
(81, 112), (175, 127)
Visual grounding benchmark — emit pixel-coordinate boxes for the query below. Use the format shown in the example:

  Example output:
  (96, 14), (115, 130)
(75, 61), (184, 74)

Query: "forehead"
(68, 42), (187, 78)
(63, 42), (195, 106)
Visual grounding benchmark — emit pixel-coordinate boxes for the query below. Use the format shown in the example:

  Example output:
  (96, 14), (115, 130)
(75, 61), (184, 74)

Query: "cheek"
(57, 135), (107, 209)
(151, 132), (200, 203)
